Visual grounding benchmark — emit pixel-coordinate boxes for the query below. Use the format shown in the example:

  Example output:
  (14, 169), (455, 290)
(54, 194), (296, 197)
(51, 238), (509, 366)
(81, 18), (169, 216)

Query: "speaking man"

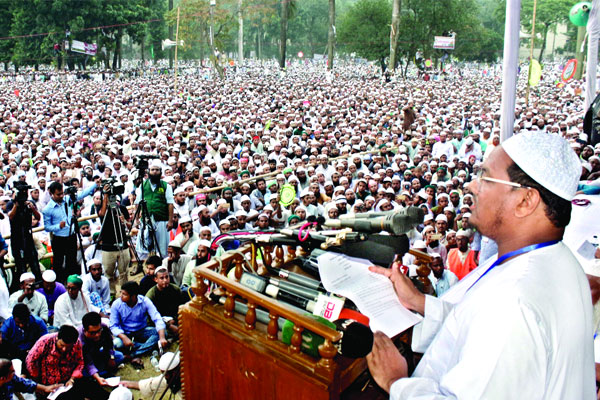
(367, 132), (595, 398)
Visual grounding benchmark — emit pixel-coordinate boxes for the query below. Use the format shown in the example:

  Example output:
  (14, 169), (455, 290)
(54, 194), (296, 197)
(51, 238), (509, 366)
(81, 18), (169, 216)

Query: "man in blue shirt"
(0, 358), (58, 400)
(110, 281), (167, 367)
(430, 254), (458, 298)
(42, 180), (97, 282)
(0, 304), (47, 361)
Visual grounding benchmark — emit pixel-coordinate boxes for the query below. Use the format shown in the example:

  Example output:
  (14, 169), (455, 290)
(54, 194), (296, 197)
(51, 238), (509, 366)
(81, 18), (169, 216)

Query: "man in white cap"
(8, 272), (48, 323)
(36, 269), (66, 324)
(368, 132), (595, 398)
(121, 351), (182, 399)
(82, 259), (111, 313)
(173, 216), (199, 256)
(134, 159), (174, 259)
(162, 240), (192, 287)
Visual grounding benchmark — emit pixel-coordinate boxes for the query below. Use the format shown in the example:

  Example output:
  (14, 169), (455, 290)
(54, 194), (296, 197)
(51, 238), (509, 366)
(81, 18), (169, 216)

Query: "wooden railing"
(192, 243), (342, 369)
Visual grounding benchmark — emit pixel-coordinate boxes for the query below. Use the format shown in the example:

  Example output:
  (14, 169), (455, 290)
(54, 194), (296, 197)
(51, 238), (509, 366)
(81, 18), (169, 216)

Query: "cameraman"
(42, 180), (97, 283)
(8, 187), (42, 286)
(97, 182), (131, 298)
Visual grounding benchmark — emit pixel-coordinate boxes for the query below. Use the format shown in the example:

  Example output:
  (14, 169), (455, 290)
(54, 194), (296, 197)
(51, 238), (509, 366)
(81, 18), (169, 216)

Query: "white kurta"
(53, 292), (98, 328)
(391, 242), (595, 399)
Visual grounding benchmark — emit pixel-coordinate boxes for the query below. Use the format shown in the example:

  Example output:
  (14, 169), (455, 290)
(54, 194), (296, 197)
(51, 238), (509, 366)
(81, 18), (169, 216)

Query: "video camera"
(13, 181), (31, 206)
(134, 154), (160, 172)
(101, 176), (125, 197)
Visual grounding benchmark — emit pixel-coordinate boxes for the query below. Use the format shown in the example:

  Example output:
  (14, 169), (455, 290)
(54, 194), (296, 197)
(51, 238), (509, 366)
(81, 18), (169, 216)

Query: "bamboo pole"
(525, 0), (538, 106)
(174, 7), (181, 94)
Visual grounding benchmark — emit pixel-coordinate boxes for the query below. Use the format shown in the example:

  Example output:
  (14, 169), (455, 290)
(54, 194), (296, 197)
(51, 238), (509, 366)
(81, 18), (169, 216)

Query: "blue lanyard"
(467, 240), (560, 292)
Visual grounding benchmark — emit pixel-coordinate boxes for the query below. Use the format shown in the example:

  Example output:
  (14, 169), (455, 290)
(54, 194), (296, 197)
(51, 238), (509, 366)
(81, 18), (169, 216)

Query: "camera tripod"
(67, 192), (90, 274)
(93, 192), (141, 270)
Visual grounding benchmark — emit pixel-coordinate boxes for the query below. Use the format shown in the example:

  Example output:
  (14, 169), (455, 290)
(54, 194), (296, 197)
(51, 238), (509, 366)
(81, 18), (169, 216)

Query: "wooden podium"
(178, 243), (372, 400)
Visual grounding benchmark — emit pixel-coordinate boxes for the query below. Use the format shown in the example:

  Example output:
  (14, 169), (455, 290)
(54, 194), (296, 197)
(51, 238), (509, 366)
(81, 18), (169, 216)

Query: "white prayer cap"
(173, 187), (185, 195)
(89, 258), (102, 266)
(435, 214), (448, 222)
(150, 159), (162, 169)
(20, 272), (35, 282)
(168, 240), (182, 249)
(42, 270), (56, 282)
(197, 239), (211, 248)
(413, 240), (427, 249)
(158, 351), (180, 371)
(502, 132), (580, 200)
(456, 229), (469, 238)
(179, 216), (192, 224)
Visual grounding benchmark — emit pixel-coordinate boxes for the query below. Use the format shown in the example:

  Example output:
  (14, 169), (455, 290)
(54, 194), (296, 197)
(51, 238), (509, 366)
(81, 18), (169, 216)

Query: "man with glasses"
(79, 311), (124, 385)
(367, 132), (594, 398)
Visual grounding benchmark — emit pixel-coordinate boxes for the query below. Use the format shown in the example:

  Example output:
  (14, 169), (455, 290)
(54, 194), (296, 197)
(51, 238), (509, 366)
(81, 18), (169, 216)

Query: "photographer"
(9, 182), (42, 286)
(97, 181), (131, 298)
(42, 180), (97, 283)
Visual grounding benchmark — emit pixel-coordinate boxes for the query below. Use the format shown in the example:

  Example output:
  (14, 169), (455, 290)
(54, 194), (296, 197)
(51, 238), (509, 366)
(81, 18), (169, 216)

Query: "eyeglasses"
(475, 170), (529, 189)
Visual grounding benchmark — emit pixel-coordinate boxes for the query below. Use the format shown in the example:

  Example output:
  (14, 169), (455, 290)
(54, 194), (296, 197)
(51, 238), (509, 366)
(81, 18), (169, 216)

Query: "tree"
(521, 0), (571, 62)
(338, 0), (392, 71)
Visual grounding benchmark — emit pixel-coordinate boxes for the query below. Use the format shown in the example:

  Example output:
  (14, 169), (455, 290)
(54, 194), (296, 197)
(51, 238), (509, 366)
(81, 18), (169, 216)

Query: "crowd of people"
(0, 58), (597, 399)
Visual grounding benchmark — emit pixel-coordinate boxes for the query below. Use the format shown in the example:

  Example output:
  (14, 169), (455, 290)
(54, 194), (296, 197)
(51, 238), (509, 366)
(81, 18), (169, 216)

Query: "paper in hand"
(317, 252), (422, 337)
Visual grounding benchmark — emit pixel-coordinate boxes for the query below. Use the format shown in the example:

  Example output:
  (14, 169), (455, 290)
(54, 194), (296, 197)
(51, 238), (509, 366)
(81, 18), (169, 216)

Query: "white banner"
(433, 36), (455, 50)
(64, 40), (97, 56)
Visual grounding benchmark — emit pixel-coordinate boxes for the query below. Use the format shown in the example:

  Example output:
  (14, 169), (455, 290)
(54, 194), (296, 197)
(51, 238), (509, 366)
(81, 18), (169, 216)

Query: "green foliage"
(521, 0), (571, 61)
(338, 0), (391, 62)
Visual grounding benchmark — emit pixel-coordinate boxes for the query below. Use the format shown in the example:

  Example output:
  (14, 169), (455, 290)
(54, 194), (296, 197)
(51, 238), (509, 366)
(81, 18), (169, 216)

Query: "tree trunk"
(389, 0), (401, 71)
(538, 24), (549, 63)
(327, 0), (335, 70)
(238, 0), (244, 65)
(168, 0), (174, 68)
(279, 0), (288, 69)
(257, 26), (263, 59)
(112, 34), (120, 70)
(141, 38), (145, 64)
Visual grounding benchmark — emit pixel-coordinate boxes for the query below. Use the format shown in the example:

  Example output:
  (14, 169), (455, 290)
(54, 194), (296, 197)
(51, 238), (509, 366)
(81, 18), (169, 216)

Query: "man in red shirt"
(26, 325), (108, 399)
(446, 229), (478, 280)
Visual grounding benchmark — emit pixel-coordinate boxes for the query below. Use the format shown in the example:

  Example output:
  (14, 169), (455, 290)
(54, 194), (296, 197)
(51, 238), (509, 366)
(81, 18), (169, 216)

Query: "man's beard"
(196, 255), (209, 265)
(149, 173), (161, 184)
(201, 216), (212, 225)
(97, 165), (105, 173)
(298, 176), (307, 183)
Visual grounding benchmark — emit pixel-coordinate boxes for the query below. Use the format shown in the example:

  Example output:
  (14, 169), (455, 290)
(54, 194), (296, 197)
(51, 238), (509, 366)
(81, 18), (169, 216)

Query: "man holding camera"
(97, 181), (131, 298)
(8, 187), (42, 283)
(42, 181), (97, 283)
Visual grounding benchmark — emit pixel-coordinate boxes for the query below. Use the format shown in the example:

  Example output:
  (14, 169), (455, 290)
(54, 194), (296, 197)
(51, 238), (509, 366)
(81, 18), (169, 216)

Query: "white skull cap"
(502, 132), (580, 201)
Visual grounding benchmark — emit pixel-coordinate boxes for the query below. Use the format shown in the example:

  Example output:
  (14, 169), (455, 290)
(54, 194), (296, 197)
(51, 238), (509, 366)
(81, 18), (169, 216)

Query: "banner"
(64, 40), (97, 56)
(433, 36), (455, 50)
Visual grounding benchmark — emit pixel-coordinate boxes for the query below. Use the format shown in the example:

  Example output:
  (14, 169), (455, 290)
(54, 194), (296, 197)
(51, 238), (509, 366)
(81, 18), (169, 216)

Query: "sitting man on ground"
(173, 216), (200, 256)
(36, 270), (66, 326)
(0, 304), (47, 361)
(82, 259), (111, 314)
(54, 275), (103, 328)
(26, 325), (109, 400)
(0, 358), (59, 399)
(181, 240), (212, 290)
(8, 272), (48, 323)
(139, 255), (173, 295)
(121, 351), (182, 399)
(146, 267), (185, 337)
(162, 241), (193, 287)
(110, 281), (168, 368)
(78, 312), (124, 387)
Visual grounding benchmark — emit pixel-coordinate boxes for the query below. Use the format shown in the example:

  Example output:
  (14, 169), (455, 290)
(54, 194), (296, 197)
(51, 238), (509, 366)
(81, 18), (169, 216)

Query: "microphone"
(212, 294), (373, 358)
(265, 284), (317, 313)
(282, 317), (373, 358)
(324, 207), (424, 235)
(268, 278), (321, 300)
(270, 267), (325, 291)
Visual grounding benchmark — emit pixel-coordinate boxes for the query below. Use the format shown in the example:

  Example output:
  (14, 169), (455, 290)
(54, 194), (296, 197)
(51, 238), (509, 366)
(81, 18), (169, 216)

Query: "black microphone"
(333, 319), (374, 358)
(324, 207), (424, 235)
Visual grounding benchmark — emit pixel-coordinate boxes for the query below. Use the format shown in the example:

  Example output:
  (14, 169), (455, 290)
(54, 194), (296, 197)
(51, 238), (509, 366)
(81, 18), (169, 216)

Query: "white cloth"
(53, 291), (98, 328)
(8, 291), (48, 322)
(391, 242), (595, 399)
(0, 275), (10, 320)
(82, 273), (111, 312)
